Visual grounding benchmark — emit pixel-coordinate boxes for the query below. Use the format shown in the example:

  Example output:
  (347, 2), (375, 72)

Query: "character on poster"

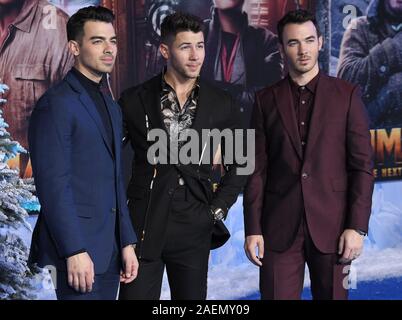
(337, 0), (402, 129)
(202, 0), (283, 124)
(0, 0), (74, 177)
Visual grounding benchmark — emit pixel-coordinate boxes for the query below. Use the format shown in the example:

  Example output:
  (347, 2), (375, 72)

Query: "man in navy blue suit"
(28, 6), (138, 300)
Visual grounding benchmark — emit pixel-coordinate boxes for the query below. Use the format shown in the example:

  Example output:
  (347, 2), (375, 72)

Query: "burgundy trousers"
(260, 214), (350, 300)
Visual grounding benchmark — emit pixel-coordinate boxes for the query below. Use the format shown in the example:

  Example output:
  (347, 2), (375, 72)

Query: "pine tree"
(316, 0), (332, 74)
(0, 99), (42, 299)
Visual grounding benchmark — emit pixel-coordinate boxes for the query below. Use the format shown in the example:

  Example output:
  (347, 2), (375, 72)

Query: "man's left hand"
(338, 229), (365, 264)
(120, 245), (139, 284)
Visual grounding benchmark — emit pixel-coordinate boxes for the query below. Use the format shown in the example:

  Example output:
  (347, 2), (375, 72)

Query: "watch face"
(214, 209), (224, 221)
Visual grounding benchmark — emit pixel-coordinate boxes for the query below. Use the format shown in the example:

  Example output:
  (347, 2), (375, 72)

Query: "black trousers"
(119, 184), (214, 300)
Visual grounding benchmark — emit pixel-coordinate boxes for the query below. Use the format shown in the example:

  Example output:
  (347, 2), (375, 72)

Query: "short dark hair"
(277, 9), (321, 44)
(160, 12), (204, 44)
(67, 6), (115, 42)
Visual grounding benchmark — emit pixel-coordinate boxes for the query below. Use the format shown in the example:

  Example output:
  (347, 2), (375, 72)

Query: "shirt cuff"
(65, 249), (87, 259)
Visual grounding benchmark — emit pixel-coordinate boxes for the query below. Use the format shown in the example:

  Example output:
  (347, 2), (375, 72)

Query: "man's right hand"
(66, 252), (94, 293)
(244, 235), (265, 267)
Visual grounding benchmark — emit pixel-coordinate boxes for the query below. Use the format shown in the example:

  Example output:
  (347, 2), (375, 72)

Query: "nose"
(104, 42), (114, 55)
(189, 46), (199, 60)
(298, 42), (308, 56)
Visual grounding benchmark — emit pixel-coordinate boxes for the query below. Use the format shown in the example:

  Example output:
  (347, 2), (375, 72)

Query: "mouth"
(298, 57), (311, 64)
(101, 57), (114, 64)
(187, 64), (200, 70)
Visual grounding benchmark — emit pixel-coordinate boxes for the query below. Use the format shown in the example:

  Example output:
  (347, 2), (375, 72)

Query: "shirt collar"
(71, 67), (106, 92)
(288, 71), (320, 94)
(12, 0), (39, 33)
(161, 67), (200, 94)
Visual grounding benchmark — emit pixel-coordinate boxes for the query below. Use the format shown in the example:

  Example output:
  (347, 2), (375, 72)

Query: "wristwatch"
(210, 206), (227, 222)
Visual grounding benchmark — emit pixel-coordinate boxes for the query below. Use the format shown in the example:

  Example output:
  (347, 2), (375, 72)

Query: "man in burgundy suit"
(243, 10), (374, 300)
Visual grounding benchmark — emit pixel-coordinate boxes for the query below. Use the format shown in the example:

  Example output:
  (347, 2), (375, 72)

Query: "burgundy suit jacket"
(243, 73), (374, 254)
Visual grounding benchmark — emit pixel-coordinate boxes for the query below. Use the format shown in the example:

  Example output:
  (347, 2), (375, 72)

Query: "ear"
(159, 43), (169, 60)
(68, 40), (80, 57)
(318, 35), (323, 51)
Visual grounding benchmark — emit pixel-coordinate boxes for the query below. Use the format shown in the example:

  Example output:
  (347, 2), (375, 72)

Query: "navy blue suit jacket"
(28, 71), (137, 274)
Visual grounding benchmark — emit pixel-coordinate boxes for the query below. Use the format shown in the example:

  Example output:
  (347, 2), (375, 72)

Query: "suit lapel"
(192, 80), (212, 134)
(274, 80), (303, 160)
(139, 74), (165, 132)
(79, 91), (114, 158)
(102, 92), (121, 165)
(66, 71), (114, 158)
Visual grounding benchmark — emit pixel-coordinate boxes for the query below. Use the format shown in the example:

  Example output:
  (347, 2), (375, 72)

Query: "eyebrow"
(179, 41), (205, 46)
(305, 35), (316, 41)
(89, 36), (117, 41)
(287, 35), (316, 44)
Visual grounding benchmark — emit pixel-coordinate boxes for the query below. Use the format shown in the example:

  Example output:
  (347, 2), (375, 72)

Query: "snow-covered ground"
(17, 181), (402, 300)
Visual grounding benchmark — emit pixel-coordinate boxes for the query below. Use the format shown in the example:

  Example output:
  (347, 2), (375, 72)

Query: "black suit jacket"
(119, 74), (248, 260)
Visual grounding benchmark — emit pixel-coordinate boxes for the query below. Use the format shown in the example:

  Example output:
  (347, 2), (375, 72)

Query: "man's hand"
(120, 245), (139, 284)
(66, 252), (94, 293)
(244, 235), (264, 267)
(338, 229), (365, 264)
(0, 83), (9, 105)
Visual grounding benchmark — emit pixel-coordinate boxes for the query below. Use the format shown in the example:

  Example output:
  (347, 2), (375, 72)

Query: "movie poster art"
(333, 0), (402, 180)
(0, 0), (99, 178)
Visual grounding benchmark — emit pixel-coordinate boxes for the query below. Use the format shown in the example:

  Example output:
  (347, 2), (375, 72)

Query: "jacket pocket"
(13, 64), (49, 103)
(13, 64), (48, 81)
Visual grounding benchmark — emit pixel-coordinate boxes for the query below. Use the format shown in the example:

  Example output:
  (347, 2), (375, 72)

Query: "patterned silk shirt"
(160, 72), (200, 146)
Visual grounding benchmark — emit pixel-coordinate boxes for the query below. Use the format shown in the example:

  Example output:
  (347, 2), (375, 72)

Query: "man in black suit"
(119, 12), (248, 300)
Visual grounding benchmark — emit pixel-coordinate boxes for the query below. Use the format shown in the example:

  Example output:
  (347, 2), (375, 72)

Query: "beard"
(290, 57), (318, 75)
(171, 60), (200, 80)
(385, 1), (402, 22)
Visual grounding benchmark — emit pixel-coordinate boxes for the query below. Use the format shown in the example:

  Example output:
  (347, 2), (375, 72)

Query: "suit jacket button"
(111, 208), (117, 213)
(168, 188), (174, 195)
(302, 173), (309, 180)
